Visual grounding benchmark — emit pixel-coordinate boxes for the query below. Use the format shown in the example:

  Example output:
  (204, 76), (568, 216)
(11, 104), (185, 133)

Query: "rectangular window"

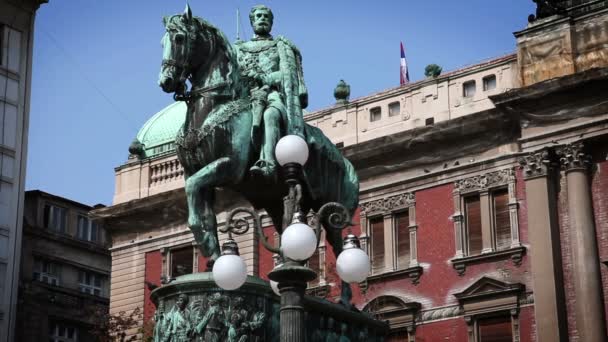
(370, 217), (385, 273)
(2, 102), (17, 149)
(0, 181), (12, 227)
(2, 27), (22, 72)
(1, 153), (15, 180)
(425, 117), (435, 126)
(0, 75), (19, 103)
(370, 107), (382, 122)
(395, 211), (410, 269)
(465, 195), (482, 255)
(463, 80), (476, 98)
(0, 263), (6, 301)
(49, 320), (79, 342)
(44, 204), (68, 233)
(0, 234), (8, 260)
(388, 102), (400, 117)
(492, 189), (510, 250)
(33, 258), (60, 286)
(483, 75), (497, 91)
(170, 246), (194, 277)
(307, 249), (320, 287)
(478, 315), (512, 342)
(78, 270), (104, 296)
(77, 215), (98, 242)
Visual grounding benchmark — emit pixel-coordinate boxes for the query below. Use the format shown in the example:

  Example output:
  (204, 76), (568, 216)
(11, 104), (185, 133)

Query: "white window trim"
(45, 203), (68, 233)
(452, 168), (524, 275)
(360, 192), (421, 283)
(77, 214), (98, 242)
(33, 259), (60, 286)
(161, 243), (197, 280)
(78, 270), (103, 296)
(49, 321), (79, 342)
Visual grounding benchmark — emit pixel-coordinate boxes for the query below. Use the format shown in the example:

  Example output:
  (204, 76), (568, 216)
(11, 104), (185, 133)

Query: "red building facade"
(94, 4), (608, 341)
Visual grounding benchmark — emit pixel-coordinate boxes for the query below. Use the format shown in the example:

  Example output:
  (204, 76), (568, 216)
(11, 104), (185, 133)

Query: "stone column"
(519, 150), (567, 342)
(557, 142), (607, 342)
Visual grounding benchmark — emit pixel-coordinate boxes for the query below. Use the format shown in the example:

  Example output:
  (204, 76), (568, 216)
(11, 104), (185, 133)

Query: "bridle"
(173, 82), (229, 102)
(162, 26), (194, 98)
(163, 20), (229, 102)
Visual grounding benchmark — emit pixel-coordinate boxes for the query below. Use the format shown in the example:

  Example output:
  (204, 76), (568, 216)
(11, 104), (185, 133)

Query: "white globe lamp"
(270, 280), (280, 296)
(275, 135), (309, 166)
(336, 234), (370, 283)
(281, 222), (317, 261)
(212, 239), (247, 290)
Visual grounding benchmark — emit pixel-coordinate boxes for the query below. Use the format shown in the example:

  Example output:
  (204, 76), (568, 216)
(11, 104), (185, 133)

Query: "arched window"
(363, 295), (421, 342)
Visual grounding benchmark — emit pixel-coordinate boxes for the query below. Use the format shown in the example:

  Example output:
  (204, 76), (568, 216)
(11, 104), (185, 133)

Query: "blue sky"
(26, 1), (535, 206)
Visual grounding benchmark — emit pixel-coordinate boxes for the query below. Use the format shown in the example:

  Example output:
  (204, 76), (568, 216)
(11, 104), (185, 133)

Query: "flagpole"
(236, 8), (240, 41)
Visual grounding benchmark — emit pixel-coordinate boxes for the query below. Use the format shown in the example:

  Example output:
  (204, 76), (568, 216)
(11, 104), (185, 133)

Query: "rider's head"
(249, 5), (273, 36)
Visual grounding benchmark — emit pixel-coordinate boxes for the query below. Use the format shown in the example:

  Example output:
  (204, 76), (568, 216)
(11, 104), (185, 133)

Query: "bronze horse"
(158, 7), (359, 303)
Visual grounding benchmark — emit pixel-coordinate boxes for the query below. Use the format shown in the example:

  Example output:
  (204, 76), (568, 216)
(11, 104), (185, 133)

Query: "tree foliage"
(89, 306), (143, 342)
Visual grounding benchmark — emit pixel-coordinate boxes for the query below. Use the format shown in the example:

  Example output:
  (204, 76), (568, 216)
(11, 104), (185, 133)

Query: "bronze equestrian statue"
(158, 5), (359, 305)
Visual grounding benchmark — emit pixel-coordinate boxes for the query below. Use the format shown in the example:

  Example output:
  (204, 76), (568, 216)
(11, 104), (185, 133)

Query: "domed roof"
(135, 101), (186, 159)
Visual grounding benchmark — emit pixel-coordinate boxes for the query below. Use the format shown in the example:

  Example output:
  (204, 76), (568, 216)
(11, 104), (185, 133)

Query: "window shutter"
(395, 211), (410, 269)
(493, 189), (511, 250)
(465, 195), (482, 255)
(370, 217), (385, 273)
(478, 315), (513, 342)
(308, 249), (320, 287)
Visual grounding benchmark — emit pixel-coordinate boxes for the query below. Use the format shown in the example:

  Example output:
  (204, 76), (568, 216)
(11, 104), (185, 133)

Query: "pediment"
(454, 276), (524, 302)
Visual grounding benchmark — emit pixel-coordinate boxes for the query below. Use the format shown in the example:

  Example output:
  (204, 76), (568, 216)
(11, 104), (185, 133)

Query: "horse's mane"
(166, 15), (244, 99)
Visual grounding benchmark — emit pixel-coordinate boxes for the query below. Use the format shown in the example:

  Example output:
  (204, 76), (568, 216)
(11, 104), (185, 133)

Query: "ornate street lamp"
(212, 135), (370, 342)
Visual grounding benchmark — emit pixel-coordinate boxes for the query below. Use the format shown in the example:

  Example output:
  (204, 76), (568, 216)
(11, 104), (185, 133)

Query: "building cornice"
(23, 223), (110, 256)
(342, 108), (519, 179)
(305, 54), (516, 122)
(491, 67), (608, 124)
(90, 188), (187, 231)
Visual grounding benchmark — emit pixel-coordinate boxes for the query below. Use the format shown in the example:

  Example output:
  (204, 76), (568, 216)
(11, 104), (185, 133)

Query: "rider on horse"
(234, 5), (308, 180)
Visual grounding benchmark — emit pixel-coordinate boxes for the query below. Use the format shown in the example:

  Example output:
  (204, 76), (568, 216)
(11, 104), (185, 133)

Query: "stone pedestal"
(150, 273), (388, 342)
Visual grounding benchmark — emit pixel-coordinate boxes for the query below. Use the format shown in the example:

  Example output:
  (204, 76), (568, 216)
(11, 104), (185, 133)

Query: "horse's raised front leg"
(185, 157), (244, 268)
(186, 182), (219, 269)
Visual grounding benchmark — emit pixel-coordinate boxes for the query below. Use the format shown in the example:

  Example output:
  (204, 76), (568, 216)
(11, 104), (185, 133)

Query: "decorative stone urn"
(334, 80), (351, 105)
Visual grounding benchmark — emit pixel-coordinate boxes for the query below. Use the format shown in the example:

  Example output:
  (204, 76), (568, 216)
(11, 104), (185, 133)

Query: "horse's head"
(158, 5), (204, 94)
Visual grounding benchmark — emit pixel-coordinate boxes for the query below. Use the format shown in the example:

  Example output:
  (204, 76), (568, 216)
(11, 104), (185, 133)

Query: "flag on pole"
(400, 42), (410, 85)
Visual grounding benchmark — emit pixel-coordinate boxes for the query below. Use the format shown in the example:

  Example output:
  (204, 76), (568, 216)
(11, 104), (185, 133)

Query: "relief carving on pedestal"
(153, 294), (267, 342)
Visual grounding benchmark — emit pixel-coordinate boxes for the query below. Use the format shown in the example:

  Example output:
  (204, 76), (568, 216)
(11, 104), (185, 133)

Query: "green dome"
(135, 101), (186, 159)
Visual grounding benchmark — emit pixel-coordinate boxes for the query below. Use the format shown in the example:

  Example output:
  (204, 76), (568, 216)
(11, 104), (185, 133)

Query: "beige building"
(18, 190), (111, 342)
(0, 1), (47, 341)
(95, 2), (608, 341)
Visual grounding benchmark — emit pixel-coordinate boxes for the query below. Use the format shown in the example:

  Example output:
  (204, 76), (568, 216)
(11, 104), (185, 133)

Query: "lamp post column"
(269, 262), (316, 342)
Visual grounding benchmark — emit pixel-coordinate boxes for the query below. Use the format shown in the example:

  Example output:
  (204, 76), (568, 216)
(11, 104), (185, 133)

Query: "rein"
(173, 82), (229, 102)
